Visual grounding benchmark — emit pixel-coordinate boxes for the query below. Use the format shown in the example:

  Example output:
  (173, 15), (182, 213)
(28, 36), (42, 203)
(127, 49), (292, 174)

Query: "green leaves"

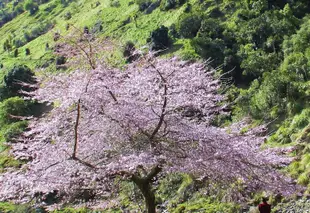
(0, 97), (30, 126)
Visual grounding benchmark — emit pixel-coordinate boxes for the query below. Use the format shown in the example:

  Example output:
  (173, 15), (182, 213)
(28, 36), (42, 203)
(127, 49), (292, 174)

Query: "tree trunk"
(131, 165), (162, 213)
(133, 179), (156, 213)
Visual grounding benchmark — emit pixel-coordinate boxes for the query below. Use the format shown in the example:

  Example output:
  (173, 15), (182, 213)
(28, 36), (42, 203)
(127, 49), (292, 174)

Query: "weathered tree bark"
(131, 165), (162, 213)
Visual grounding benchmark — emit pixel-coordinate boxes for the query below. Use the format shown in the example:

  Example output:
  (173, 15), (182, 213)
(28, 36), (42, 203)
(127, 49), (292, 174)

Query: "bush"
(91, 20), (103, 33)
(3, 65), (35, 98)
(160, 0), (186, 11)
(177, 13), (202, 38)
(14, 49), (18, 57)
(160, 0), (177, 10)
(23, 21), (54, 43)
(0, 97), (30, 125)
(123, 41), (139, 63)
(110, 0), (121, 7)
(1, 120), (28, 141)
(24, 0), (39, 15)
(64, 11), (72, 20)
(13, 39), (24, 48)
(25, 48), (30, 55)
(135, 0), (152, 11)
(56, 55), (67, 66)
(147, 25), (171, 51)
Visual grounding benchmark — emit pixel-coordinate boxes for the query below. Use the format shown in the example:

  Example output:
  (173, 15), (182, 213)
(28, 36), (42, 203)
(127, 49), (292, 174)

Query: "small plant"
(14, 48), (18, 57)
(83, 26), (89, 34)
(91, 21), (103, 33)
(66, 23), (70, 31)
(56, 55), (67, 66)
(45, 43), (49, 51)
(160, 0), (187, 11)
(135, 0), (152, 11)
(64, 11), (72, 20)
(122, 41), (139, 63)
(110, 0), (121, 7)
(54, 32), (61, 41)
(25, 48), (30, 56)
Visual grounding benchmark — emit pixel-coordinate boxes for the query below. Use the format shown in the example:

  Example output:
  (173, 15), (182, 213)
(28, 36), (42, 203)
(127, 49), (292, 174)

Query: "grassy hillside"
(0, 0), (196, 70)
(1, 0), (310, 212)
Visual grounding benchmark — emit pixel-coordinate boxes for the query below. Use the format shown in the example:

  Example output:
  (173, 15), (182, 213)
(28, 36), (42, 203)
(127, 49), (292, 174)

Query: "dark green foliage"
(147, 25), (170, 51)
(0, 2), (24, 28)
(56, 55), (67, 66)
(66, 23), (70, 31)
(83, 26), (89, 34)
(135, 0), (152, 12)
(24, 0), (39, 15)
(23, 21), (53, 43)
(169, 23), (178, 38)
(45, 42), (49, 51)
(110, 0), (121, 7)
(57, 0), (75, 7)
(64, 11), (72, 20)
(1, 120), (28, 142)
(123, 41), (138, 62)
(177, 13), (201, 38)
(14, 49), (18, 57)
(192, 37), (225, 66)
(160, 0), (186, 11)
(3, 37), (13, 52)
(13, 39), (24, 48)
(25, 48), (30, 55)
(2, 65), (36, 99)
(91, 21), (103, 33)
(0, 97), (30, 125)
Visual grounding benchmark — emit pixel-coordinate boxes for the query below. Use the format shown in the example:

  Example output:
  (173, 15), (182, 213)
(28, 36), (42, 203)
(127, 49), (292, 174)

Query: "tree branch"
(72, 99), (81, 159)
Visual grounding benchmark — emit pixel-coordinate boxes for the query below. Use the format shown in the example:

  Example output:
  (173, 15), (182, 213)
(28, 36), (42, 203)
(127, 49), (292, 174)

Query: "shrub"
(91, 20), (103, 33)
(24, 0), (39, 15)
(64, 11), (72, 20)
(25, 48), (30, 55)
(160, 0), (177, 10)
(169, 23), (179, 38)
(1, 120), (28, 141)
(56, 56), (67, 66)
(24, 21), (54, 43)
(0, 97), (30, 125)
(14, 49), (18, 57)
(160, 0), (185, 11)
(3, 65), (35, 98)
(45, 43), (49, 51)
(147, 25), (171, 51)
(110, 0), (121, 7)
(13, 39), (24, 48)
(135, 0), (152, 11)
(177, 13), (202, 38)
(84, 26), (89, 34)
(122, 41), (139, 63)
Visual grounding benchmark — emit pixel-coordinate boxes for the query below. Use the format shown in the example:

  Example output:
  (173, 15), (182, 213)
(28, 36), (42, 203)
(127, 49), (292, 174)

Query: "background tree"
(24, 0), (39, 15)
(147, 25), (171, 51)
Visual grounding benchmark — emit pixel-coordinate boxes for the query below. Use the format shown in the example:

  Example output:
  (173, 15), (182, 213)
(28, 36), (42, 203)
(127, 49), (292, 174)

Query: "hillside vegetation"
(0, 0), (310, 212)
